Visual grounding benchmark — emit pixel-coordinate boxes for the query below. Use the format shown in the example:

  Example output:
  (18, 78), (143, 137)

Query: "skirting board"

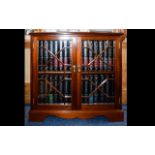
(25, 82), (30, 104)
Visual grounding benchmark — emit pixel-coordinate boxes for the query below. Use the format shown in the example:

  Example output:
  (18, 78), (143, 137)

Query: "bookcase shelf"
(29, 32), (125, 122)
(38, 71), (71, 74)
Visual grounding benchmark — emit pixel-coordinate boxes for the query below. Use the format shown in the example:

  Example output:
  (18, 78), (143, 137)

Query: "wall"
(25, 35), (30, 103)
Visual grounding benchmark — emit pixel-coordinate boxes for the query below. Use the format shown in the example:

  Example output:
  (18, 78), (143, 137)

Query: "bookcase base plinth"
(29, 110), (124, 122)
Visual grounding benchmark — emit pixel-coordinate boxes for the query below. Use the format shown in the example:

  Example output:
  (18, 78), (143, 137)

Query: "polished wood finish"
(29, 110), (124, 122)
(29, 32), (125, 122)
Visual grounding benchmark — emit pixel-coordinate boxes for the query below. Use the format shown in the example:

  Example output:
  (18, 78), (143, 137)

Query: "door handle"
(71, 65), (81, 72)
(72, 65), (76, 72)
(77, 66), (81, 72)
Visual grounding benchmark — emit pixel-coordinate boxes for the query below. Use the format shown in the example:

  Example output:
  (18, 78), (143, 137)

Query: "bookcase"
(29, 32), (125, 122)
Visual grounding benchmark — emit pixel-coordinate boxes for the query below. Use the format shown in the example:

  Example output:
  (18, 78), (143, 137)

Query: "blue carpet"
(25, 105), (127, 126)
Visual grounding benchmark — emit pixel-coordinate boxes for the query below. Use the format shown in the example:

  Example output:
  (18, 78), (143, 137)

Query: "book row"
(38, 40), (72, 71)
(82, 40), (114, 71)
(38, 74), (114, 104)
(82, 74), (114, 103)
(38, 40), (114, 72)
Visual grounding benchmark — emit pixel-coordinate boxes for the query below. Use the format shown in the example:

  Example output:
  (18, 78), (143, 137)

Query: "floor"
(25, 105), (127, 126)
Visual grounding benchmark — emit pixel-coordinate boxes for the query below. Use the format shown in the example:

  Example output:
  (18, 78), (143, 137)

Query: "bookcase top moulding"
(30, 32), (124, 37)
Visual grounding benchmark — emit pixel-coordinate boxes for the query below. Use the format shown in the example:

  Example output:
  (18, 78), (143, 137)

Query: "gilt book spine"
(108, 40), (113, 71)
(94, 41), (99, 71)
(54, 41), (58, 71)
(89, 41), (94, 71)
(104, 41), (108, 71)
(64, 40), (68, 71)
(83, 41), (88, 71)
(67, 40), (71, 71)
(48, 41), (54, 71)
(43, 41), (48, 71)
(99, 41), (104, 71)
(59, 40), (64, 71)
(39, 40), (44, 71)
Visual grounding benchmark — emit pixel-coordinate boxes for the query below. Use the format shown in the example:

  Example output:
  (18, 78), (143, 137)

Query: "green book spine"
(48, 94), (53, 104)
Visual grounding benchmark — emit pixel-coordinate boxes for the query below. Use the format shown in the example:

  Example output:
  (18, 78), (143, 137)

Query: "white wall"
(25, 35), (30, 83)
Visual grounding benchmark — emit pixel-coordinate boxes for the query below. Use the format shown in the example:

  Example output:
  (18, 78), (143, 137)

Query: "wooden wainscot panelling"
(25, 83), (30, 104)
(25, 35), (30, 49)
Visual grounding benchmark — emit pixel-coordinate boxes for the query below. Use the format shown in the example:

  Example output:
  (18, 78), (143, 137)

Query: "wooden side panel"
(122, 39), (127, 104)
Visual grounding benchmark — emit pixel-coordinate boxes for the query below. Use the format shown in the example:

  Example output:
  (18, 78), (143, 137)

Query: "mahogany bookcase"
(29, 32), (125, 122)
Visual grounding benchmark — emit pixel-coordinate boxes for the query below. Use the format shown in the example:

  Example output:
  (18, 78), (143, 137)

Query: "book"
(39, 74), (45, 94)
(48, 94), (53, 104)
(64, 40), (68, 70)
(48, 41), (54, 71)
(39, 57), (44, 71)
(64, 75), (70, 103)
(59, 40), (64, 71)
(83, 41), (88, 71)
(100, 74), (105, 103)
(104, 41), (108, 71)
(54, 41), (58, 71)
(43, 41), (48, 71)
(82, 75), (87, 103)
(109, 74), (115, 102)
(105, 75), (110, 102)
(93, 41), (99, 71)
(54, 75), (59, 103)
(88, 41), (94, 70)
(99, 41), (104, 71)
(38, 41), (44, 71)
(47, 75), (54, 104)
(39, 40), (44, 57)
(89, 75), (94, 104)
(59, 75), (64, 103)
(108, 40), (113, 71)
(67, 40), (71, 70)
(89, 96), (94, 105)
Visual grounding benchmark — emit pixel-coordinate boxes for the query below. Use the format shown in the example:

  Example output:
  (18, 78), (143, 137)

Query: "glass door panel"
(81, 40), (115, 105)
(37, 39), (73, 105)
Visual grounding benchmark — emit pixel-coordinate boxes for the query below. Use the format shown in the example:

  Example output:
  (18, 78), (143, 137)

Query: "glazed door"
(31, 36), (77, 109)
(77, 37), (116, 107)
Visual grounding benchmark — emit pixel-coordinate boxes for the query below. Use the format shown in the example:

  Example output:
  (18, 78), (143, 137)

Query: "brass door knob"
(72, 65), (76, 72)
(77, 66), (81, 72)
